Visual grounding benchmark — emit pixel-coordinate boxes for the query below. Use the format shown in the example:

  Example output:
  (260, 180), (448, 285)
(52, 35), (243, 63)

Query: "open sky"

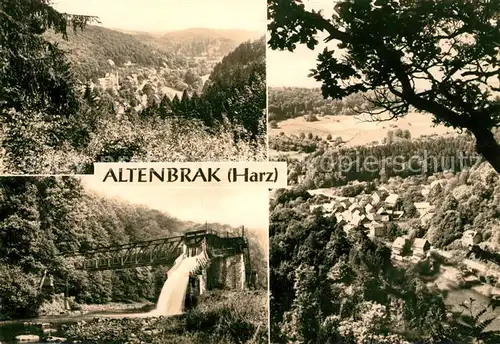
(267, 45), (325, 88)
(51, 0), (266, 33)
(267, 0), (333, 88)
(81, 176), (269, 230)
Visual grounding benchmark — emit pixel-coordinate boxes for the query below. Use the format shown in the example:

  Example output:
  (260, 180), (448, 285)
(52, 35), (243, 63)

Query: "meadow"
(270, 112), (457, 147)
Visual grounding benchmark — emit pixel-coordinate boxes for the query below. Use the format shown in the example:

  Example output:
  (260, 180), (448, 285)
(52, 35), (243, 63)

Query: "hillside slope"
(138, 28), (261, 58)
(45, 26), (249, 82)
(45, 25), (168, 81)
(0, 176), (267, 320)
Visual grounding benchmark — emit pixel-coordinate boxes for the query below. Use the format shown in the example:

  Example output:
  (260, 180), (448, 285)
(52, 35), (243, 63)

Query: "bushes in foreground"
(63, 290), (268, 344)
(0, 118), (267, 174)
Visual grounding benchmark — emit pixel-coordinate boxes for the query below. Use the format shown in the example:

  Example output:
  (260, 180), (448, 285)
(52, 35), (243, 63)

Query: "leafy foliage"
(268, 0), (500, 173)
(0, 177), (267, 320)
(0, 3), (267, 173)
(268, 87), (374, 121)
(269, 185), (500, 343)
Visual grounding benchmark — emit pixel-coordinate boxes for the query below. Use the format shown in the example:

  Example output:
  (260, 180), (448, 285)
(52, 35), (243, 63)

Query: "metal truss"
(66, 228), (249, 271)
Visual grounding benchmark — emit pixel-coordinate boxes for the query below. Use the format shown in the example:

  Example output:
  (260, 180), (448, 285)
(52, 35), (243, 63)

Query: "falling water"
(148, 250), (209, 317)
(91, 251), (209, 319)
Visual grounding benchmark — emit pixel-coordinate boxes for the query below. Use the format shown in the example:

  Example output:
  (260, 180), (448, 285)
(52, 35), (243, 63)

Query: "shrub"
(304, 114), (319, 122)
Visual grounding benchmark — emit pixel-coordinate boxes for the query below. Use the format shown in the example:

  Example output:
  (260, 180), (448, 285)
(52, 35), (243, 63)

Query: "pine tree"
(0, 0), (98, 171)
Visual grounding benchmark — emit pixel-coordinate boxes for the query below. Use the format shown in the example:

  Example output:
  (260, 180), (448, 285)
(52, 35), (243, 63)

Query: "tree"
(0, 0), (98, 170)
(268, 0), (500, 173)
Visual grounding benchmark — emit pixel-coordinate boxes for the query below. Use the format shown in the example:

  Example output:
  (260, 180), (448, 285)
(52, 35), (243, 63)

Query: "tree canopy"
(0, 1), (266, 173)
(268, 0), (500, 173)
(0, 176), (268, 320)
(0, 0), (97, 168)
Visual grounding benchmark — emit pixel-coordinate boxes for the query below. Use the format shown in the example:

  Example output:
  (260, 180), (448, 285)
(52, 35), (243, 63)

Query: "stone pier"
(199, 270), (207, 295)
(202, 253), (247, 291)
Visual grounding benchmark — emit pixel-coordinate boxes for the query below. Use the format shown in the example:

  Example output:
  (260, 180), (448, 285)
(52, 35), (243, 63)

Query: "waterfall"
(149, 250), (209, 317)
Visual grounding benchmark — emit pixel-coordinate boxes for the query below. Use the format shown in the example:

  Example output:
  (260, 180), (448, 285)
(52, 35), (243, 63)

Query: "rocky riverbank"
(37, 293), (155, 318)
(1, 291), (267, 344)
(63, 291), (267, 344)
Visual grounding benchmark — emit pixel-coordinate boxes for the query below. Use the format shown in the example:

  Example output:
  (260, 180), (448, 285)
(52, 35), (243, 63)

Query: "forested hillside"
(45, 26), (168, 81)
(45, 26), (253, 82)
(0, 176), (267, 320)
(126, 36), (266, 148)
(270, 176), (500, 343)
(139, 28), (260, 58)
(268, 87), (375, 122)
(0, 2), (267, 174)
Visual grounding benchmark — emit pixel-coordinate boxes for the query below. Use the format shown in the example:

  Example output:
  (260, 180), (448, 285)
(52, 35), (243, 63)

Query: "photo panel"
(268, 0), (500, 343)
(1, 0), (267, 175)
(0, 175), (270, 343)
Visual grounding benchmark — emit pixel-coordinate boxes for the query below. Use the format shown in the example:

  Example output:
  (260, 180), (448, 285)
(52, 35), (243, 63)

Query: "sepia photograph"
(268, 0), (500, 343)
(0, 176), (269, 343)
(0, 0), (267, 174)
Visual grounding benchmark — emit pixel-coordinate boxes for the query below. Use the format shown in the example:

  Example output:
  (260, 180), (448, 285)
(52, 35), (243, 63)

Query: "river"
(0, 309), (147, 344)
(0, 251), (208, 343)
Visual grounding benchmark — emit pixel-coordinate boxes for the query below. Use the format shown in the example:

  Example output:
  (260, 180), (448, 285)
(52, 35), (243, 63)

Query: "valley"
(269, 86), (500, 343)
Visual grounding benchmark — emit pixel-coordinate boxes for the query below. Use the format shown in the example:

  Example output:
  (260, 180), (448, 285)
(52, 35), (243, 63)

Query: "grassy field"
(270, 112), (457, 147)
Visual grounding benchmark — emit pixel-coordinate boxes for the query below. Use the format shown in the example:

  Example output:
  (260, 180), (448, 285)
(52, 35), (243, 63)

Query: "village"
(88, 56), (215, 116)
(307, 178), (485, 264)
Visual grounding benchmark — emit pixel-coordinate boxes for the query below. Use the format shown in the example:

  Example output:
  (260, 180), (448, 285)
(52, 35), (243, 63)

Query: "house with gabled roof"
(378, 185), (390, 192)
(392, 237), (410, 260)
(462, 230), (482, 247)
(309, 204), (322, 213)
(371, 193), (382, 206)
(368, 221), (385, 237)
(421, 186), (430, 198)
(385, 193), (400, 209)
(411, 238), (430, 261)
(343, 224), (355, 233)
(359, 216), (371, 228)
(365, 203), (376, 214)
(420, 212), (433, 226)
(358, 199), (368, 208)
(336, 217), (347, 227)
(352, 209), (362, 218)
